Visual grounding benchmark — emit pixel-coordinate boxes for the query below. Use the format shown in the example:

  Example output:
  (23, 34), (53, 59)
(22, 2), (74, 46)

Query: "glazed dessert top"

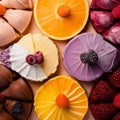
(0, 33), (59, 81)
(63, 32), (118, 81)
(34, 0), (89, 40)
(34, 76), (88, 120)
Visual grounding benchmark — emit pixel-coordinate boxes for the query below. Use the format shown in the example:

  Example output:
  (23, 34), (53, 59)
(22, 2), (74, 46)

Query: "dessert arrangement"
(90, 0), (120, 44)
(0, 0), (33, 47)
(0, 64), (33, 120)
(1, 0), (120, 120)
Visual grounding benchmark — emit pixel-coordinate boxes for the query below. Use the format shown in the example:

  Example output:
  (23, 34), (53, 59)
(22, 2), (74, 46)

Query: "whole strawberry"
(113, 112), (120, 120)
(107, 67), (120, 89)
(90, 103), (117, 120)
(89, 80), (116, 103)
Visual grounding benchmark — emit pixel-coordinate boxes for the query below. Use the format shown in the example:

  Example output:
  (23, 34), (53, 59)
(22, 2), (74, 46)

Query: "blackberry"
(11, 102), (24, 115)
(80, 52), (88, 64)
(88, 50), (98, 63)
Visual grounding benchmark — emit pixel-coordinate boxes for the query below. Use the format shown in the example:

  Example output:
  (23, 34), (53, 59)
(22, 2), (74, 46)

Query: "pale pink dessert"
(63, 33), (118, 81)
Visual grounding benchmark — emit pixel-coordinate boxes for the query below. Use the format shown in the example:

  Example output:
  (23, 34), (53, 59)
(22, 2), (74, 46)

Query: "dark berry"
(80, 52), (88, 64)
(0, 93), (6, 105)
(26, 54), (36, 65)
(34, 51), (44, 64)
(11, 102), (24, 115)
(88, 50), (98, 63)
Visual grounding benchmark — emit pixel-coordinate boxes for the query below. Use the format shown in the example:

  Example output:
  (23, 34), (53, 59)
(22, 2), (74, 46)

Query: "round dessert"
(34, 76), (88, 120)
(34, 0), (89, 40)
(0, 33), (59, 81)
(63, 32), (118, 81)
(89, 65), (120, 120)
(0, 0), (33, 47)
(90, 0), (120, 45)
(0, 64), (33, 120)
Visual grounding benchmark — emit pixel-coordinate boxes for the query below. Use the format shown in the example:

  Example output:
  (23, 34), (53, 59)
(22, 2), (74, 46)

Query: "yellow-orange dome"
(34, 76), (88, 120)
(34, 0), (89, 40)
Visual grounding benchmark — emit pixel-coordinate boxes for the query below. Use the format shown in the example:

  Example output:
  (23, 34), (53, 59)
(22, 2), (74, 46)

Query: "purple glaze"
(0, 47), (11, 67)
(63, 33), (118, 81)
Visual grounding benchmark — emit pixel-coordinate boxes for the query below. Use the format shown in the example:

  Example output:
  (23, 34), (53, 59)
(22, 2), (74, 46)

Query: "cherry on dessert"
(0, 4), (6, 16)
(57, 5), (71, 17)
(0, 93), (6, 105)
(56, 94), (69, 108)
(34, 51), (44, 64)
(26, 54), (36, 65)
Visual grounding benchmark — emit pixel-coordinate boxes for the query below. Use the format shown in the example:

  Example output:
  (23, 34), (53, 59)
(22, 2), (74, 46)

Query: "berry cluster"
(89, 66), (120, 120)
(11, 102), (24, 115)
(26, 51), (44, 65)
(80, 50), (98, 64)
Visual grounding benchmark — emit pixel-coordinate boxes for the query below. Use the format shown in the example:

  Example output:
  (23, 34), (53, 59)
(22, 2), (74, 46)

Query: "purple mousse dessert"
(63, 33), (118, 81)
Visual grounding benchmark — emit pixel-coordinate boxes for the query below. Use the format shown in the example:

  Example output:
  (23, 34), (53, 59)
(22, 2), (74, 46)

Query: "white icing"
(10, 43), (47, 81)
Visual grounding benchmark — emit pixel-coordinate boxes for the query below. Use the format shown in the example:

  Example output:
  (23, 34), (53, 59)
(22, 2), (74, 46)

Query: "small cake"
(89, 66), (120, 120)
(0, 0), (32, 47)
(34, 0), (89, 40)
(63, 32), (118, 81)
(90, 0), (120, 45)
(0, 33), (59, 82)
(0, 64), (33, 120)
(34, 76), (88, 120)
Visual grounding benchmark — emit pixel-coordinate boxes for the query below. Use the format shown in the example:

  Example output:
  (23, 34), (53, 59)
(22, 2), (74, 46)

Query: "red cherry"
(34, 51), (44, 64)
(26, 54), (36, 65)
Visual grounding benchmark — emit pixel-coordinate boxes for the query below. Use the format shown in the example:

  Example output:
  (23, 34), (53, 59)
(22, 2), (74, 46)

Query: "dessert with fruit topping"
(34, 0), (89, 40)
(0, 33), (59, 81)
(34, 76), (88, 120)
(0, 0), (32, 47)
(63, 32), (119, 81)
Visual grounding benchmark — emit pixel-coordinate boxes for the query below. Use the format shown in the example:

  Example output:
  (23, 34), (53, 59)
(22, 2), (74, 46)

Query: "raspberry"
(112, 4), (120, 19)
(26, 54), (36, 65)
(113, 112), (120, 120)
(34, 51), (44, 64)
(113, 93), (120, 108)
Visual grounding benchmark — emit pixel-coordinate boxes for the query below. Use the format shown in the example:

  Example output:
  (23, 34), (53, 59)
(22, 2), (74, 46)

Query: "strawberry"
(90, 103), (117, 120)
(89, 80), (116, 103)
(113, 93), (120, 108)
(107, 67), (120, 89)
(90, 11), (115, 33)
(113, 112), (120, 120)
(112, 4), (120, 19)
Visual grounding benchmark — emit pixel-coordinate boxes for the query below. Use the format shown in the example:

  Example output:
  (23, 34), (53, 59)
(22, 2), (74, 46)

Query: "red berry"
(113, 93), (120, 108)
(107, 67), (120, 89)
(90, 103), (117, 120)
(112, 4), (120, 18)
(34, 51), (44, 64)
(89, 80), (116, 103)
(113, 112), (120, 120)
(0, 93), (6, 105)
(26, 54), (36, 65)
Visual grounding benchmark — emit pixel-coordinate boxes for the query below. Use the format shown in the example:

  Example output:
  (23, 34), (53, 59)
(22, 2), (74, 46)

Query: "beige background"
(28, 0), (95, 119)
